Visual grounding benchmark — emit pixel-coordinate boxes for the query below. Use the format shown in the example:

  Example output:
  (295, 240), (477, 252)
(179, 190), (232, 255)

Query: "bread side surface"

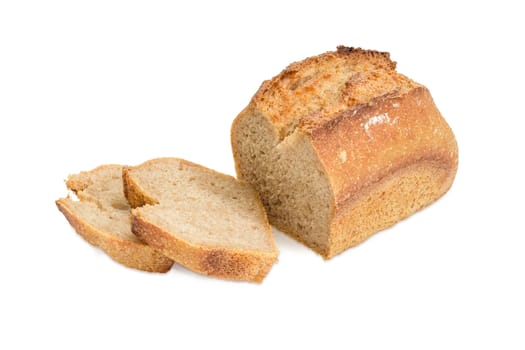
(328, 160), (455, 257)
(56, 165), (174, 272)
(315, 86), (458, 257)
(123, 158), (278, 282)
(232, 46), (458, 258)
(309, 86), (458, 214)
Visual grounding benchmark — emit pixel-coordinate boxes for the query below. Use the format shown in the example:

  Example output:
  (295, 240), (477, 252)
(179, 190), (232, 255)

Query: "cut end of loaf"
(232, 111), (334, 256)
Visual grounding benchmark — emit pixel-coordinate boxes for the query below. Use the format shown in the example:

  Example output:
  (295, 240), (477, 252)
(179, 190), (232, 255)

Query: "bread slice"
(122, 158), (278, 282)
(56, 165), (174, 272)
(231, 46), (458, 258)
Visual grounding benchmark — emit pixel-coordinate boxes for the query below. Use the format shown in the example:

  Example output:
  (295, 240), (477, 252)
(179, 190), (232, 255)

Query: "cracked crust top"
(252, 46), (418, 140)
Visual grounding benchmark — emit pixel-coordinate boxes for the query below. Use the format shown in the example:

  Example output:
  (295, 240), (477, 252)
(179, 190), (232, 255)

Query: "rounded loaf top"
(253, 46), (420, 140)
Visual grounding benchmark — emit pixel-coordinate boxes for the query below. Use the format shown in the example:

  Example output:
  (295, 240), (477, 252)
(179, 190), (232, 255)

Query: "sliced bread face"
(56, 165), (174, 273)
(123, 158), (278, 282)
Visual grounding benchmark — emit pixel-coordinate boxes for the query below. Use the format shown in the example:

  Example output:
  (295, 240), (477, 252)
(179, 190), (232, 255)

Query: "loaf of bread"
(123, 158), (278, 282)
(56, 165), (174, 272)
(231, 46), (458, 258)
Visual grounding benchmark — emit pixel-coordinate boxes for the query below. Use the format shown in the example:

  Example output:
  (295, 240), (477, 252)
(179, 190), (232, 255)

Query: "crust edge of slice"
(57, 198), (174, 273)
(131, 213), (277, 282)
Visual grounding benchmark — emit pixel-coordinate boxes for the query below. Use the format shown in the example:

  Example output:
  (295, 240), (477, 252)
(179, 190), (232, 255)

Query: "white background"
(1, 1), (524, 349)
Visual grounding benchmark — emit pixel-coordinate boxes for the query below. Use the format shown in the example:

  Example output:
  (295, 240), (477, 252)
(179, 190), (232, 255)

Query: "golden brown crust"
(251, 46), (411, 140)
(56, 198), (174, 273)
(308, 86), (458, 255)
(309, 86), (458, 209)
(326, 160), (456, 258)
(255, 47), (397, 102)
(123, 157), (278, 282)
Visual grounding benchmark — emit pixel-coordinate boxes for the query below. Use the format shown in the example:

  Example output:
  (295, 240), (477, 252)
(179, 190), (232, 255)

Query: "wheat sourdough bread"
(231, 46), (458, 258)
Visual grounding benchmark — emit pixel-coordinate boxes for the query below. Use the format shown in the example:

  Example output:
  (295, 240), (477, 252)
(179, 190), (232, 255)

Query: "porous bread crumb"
(56, 165), (174, 272)
(123, 158), (278, 282)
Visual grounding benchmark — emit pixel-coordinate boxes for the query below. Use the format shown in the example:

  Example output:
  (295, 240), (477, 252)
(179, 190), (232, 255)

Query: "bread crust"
(131, 214), (276, 282)
(308, 85), (458, 211)
(56, 198), (174, 273)
(327, 159), (456, 257)
(123, 157), (278, 282)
